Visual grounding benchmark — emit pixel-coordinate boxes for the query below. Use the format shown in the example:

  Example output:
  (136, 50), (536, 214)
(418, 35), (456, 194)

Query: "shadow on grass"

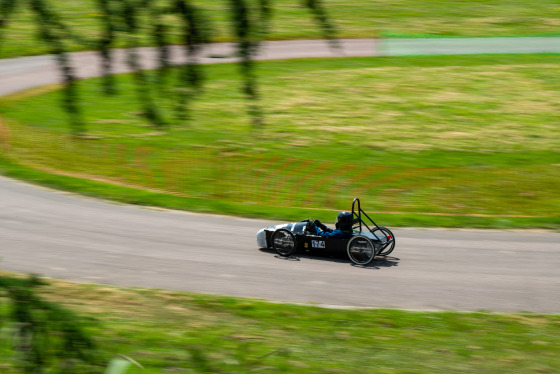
(259, 248), (400, 268)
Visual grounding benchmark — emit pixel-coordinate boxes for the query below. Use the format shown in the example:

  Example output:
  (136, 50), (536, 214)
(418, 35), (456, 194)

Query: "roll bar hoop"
(351, 198), (383, 241)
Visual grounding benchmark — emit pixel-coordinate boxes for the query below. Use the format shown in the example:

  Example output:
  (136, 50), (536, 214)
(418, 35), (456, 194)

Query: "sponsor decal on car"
(311, 240), (326, 249)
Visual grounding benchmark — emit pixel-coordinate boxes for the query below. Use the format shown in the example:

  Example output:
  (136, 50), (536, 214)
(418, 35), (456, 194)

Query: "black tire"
(272, 229), (297, 257)
(347, 235), (375, 265)
(372, 227), (395, 256)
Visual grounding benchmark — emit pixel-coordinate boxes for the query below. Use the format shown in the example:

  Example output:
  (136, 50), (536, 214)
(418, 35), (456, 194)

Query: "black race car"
(257, 198), (395, 265)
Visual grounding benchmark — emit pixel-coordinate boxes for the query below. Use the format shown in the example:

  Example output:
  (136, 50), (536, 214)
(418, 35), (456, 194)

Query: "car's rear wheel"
(347, 235), (375, 265)
(372, 227), (395, 256)
(272, 229), (297, 257)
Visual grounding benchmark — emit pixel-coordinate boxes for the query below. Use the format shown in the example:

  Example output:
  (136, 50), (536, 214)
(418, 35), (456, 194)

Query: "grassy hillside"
(1, 0), (559, 58)
(1, 54), (559, 227)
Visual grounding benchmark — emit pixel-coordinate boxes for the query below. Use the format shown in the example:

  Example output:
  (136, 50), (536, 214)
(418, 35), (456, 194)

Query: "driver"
(308, 211), (353, 239)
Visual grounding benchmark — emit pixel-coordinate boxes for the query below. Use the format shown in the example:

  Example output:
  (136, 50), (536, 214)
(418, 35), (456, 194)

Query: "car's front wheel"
(272, 229), (297, 257)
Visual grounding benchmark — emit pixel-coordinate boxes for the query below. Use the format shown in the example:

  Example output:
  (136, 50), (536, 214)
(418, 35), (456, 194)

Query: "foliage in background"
(28, 0), (84, 136)
(0, 0), (338, 132)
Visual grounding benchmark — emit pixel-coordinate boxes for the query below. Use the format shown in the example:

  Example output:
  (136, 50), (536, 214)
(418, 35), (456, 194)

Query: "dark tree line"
(0, 0), (338, 135)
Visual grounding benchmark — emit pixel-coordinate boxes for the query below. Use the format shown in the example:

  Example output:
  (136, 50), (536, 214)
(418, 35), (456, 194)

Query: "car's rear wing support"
(351, 198), (383, 241)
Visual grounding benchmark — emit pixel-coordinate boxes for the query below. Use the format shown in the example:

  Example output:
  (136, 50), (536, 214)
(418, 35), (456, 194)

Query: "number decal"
(311, 240), (326, 249)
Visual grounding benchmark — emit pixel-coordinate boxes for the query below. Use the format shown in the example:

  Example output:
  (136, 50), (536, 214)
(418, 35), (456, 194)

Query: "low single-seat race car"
(257, 198), (395, 265)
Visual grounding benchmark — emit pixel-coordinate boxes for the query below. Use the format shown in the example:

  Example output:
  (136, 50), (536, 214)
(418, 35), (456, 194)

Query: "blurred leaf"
(104, 359), (132, 374)
(105, 359), (130, 374)
(105, 355), (143, 374)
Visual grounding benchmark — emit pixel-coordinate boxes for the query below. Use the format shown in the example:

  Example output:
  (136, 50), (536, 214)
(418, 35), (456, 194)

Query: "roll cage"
(352, 198), (384, 241)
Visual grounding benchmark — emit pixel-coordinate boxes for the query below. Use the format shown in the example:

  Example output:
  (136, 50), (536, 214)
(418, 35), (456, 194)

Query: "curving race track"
(1, 39), (560, 313)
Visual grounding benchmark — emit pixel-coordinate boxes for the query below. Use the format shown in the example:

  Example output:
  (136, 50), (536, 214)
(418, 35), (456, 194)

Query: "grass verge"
(1, 272), (560, 374)
(1, 155), (558, 230)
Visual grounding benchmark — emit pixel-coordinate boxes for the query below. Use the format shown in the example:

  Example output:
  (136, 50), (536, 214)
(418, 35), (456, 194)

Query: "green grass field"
(1, 274), (560, 374)
(1, 54), (559, 228)
(1, 0), (560, 59)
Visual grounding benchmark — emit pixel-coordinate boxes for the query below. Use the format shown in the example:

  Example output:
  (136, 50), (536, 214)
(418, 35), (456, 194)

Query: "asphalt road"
(3, 37), (560, 96)
(1, 176), (559, 313)
(1, 39), (560, 313)
(0, 39), (376, 97)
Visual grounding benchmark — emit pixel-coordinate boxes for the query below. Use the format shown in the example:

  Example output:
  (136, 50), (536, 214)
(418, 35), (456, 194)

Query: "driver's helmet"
(335, 211), (353, 231)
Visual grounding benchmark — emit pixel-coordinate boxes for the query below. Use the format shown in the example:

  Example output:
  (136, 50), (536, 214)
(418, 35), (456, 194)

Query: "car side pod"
(347, 235), (375, 265)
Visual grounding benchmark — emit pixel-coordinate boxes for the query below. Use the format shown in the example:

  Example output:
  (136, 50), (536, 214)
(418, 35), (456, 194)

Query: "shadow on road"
(351, 256), (399, 270)
(259, 248), (399, 268)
